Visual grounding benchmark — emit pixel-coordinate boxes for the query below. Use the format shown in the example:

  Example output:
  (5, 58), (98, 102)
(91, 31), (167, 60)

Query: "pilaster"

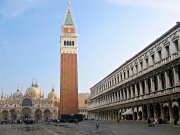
(150, 77), (155, 93)
(139, 82), (143, 95)
(165, 70), (170, 88)
(168, 101), (173, 122)
(135, 83), (138, 97)
(145, 79), (149, 94)
(173, 67), (179, 86)
(126, 87), (130, 99)
(157, 74), (162, 91)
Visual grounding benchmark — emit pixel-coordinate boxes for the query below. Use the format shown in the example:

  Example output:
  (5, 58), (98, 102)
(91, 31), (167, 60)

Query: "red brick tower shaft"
(60, 1), (78, 115)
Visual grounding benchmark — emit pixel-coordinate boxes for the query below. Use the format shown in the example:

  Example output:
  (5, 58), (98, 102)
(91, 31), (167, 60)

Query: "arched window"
(64, 41), (66, 46)
(67, 41), (69, 46)
(70, 41), (71, 46)
(22, 98), (32, 107)
(72, 41), (74, 46)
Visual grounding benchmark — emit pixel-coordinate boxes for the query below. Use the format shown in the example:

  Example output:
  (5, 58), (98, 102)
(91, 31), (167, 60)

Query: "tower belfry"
(60, 0), (78, 116)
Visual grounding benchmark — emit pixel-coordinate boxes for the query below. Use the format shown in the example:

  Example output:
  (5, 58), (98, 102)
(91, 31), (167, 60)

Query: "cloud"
(104, 0), (180, 11)
(0, 0), (49, 23)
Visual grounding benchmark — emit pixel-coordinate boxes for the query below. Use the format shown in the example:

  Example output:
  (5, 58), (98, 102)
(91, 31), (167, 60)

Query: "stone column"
(147, 104), (150, 118)
(117, 91), (119, 101)
(130, 85), (134, 98)
(102, 98), (103, 105)
(127, 87), (129, 99)
(135, 83), (138, 97)
(117, 109), (120, 119)
(111, 94), (113, 103)
(132, 107), (135, 120)
(111, 94), (114, 103)
(137, 107), (140, 120)
(142, 106), (145, 121)
(173, 67), (179, 86)
(157, 74), (162, 91)
(109, 111), (111, 120)
(139, 81), (143, 95)
(153, 103), (157, 119)
(42, 111), (45, 120)
(114, 92), (117, 102)
(168, 101), (173, 122)
(123, 88), (126, 100)
(106, 96), (108, 104)
(120, 89), (123, 100)
(160, 102), (164, 119)
(150, 77), (155, 93)
(145, 79), (149, 94)
(165, 70), (170, 88)
(109, 95), (111, 104)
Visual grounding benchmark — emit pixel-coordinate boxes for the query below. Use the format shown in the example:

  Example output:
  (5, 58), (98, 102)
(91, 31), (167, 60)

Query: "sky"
(0, 0), (180, 98)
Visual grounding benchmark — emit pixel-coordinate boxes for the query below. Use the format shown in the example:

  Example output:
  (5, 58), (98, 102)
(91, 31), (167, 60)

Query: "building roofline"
(90, 22), (180, 90)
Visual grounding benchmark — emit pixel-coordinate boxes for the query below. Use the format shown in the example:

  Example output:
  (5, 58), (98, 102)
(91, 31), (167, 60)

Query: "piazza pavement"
(0, 120), (180, 135)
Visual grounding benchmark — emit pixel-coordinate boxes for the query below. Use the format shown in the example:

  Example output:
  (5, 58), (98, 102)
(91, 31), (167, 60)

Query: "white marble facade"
(88, 22), (180, 123)
(0, 82), (59, 121)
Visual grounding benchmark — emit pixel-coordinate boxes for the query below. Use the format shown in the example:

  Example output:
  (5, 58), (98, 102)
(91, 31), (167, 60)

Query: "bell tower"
(60, 0), (78, 115)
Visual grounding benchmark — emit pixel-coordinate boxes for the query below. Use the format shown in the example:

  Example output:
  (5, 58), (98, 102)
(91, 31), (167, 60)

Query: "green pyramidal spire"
(64, 1), (74, 25)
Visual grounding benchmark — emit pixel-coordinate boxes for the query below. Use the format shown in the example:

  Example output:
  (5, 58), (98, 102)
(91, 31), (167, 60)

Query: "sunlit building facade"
(78, 93), (90, 118)
(88, 22), (180, 123)
(0, 82), (59, 121)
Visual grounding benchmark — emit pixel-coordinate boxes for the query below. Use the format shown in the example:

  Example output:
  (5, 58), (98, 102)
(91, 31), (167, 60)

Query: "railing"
(89, 86), (180, 111)
(91, 52), (180, 100)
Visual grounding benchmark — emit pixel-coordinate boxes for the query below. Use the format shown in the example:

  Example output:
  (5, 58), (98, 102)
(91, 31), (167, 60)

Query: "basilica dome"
(48, 88), (58, 100)
(13, 89), (23, 99)
(25, 83), (42, 98)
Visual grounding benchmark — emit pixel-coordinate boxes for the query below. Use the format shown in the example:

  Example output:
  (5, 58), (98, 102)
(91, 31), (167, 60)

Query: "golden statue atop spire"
(68, 0), (70, 6)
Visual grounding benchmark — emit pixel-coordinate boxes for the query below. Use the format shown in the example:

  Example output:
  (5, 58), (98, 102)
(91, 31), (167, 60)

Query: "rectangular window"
(124, 72), (126, 79)
(140, 62), (143, 70)
(127, 70), (129, 77)
(135, 65), (138, 73)
(145, 59), (149, 68)
(131, 68), (133, 75)
(151, 55), (155, 64)
(120, 74), (122, 81)
(158, 51), (162, 60)
(174, 40), (179, 51)
(165, 46), (170, 56)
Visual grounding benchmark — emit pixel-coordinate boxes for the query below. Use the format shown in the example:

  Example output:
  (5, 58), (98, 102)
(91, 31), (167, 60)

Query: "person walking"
(117, 119), (120, 125)
(174, 115), (178, 125)
(147, 118), (152, 127)
(96, 121), (99, 130)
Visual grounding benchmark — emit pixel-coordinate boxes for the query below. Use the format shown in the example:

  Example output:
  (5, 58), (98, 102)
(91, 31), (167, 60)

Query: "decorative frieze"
(156, 44), (162, 52)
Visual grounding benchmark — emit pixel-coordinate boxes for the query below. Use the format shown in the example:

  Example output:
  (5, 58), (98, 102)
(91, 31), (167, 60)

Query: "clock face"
(68, 29), (71, 33)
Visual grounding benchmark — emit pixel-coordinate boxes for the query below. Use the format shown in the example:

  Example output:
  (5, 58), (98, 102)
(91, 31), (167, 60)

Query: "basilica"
(0, 82), (59, 121)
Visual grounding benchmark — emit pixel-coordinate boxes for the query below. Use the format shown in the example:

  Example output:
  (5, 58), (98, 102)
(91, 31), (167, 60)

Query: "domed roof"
(13, 89), (23, 99)
(25, 82), (42, 98)
(34, 82), (39, 88)
(48, 88), (58, 100)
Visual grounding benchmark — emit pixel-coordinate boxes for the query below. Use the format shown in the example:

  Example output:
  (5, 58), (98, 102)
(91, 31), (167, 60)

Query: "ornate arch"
(163, 103), (169, 107)
(44, 109), (51, 121)
(35, 109), (42, 120)
(2, 110), (8, 120)
(22, 98), (33, 107)
(22, 107), (31, 119)
(172, 101), (179, 108)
